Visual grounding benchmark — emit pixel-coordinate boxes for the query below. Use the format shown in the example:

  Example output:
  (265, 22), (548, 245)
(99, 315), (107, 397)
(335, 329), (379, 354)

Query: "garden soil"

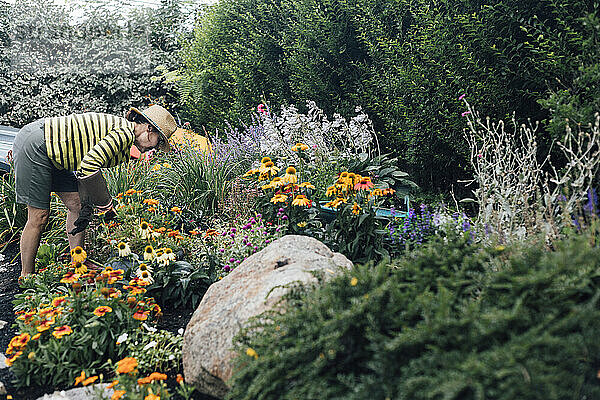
(0, 242), (215, 400)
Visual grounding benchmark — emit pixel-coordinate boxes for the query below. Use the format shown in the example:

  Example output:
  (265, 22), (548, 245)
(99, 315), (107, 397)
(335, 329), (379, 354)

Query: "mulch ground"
(0, 242), (216, 400)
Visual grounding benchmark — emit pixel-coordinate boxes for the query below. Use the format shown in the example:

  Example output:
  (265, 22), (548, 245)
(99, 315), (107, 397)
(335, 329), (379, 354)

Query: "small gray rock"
(36, 384), (111, 400)
(183, 235), (352, 398)
(0, 320), (8, 330)
(0, 381), (6, 395)
(0, 354), (7, 370)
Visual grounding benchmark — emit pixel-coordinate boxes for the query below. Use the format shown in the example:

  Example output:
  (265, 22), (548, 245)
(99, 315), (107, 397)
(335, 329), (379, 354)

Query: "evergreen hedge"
(227, 233), (600, 399)
(178, 0), (598, 193)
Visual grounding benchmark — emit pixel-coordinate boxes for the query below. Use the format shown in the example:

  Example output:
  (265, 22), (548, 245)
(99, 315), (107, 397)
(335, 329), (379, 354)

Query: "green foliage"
(178, 0), (597, 194)
(147, 260), (210, 310)
(0, 165), (27, 245)
(0, 0), (187, 127)
(125, 325), (183, 374)
(227, 233), (600, 399)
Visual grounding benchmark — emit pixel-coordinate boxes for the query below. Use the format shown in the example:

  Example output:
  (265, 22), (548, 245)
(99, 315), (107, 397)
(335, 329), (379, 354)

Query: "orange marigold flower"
(352, 202), (362, 215)
(170, 206), (182, 214)
(143, 198), (159, 206)
(176, 374), (184, 384)
(93, 306), (113, 317)
(82, 376), (99, 386)
(74, 370), (86, 386)
(137, 372), (168, 385)
(112, 390), (126, 400)
(203, 229), (219, 237)
(52, 325), (73, 339)
(145, 394), (160, 400)
(124, 189), (136, 196)
(291, 143), (309, 152)
(116, 357), (138, 374)
(188, 229), (200, 236)
(107, 380), (119, 389)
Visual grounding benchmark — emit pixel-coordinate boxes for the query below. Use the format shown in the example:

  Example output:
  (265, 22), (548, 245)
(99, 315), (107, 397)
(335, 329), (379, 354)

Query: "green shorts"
(13, 119), (78, 210)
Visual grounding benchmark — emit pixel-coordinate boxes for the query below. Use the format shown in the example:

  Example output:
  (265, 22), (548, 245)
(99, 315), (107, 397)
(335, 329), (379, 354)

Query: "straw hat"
(127, 105), (177, 152)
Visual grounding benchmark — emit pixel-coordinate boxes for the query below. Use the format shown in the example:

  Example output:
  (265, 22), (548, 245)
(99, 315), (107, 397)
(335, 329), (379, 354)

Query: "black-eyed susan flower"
(70, 246), (87, 263)
(270, 193), (287, 204)
(243, 168), (260, 178)
(117, 242), (132, 257)
(283, 166), (298, 184)
(52, 325), (73, 339)
(93, 306), (113, 317)
(291, 143), (309, 152)
(260, 157), (271, 164)
(73, 261), (87, 275)
(325, 185), (337, 197)
(139, 221), (152, 240)
(291, 194), (311, 207)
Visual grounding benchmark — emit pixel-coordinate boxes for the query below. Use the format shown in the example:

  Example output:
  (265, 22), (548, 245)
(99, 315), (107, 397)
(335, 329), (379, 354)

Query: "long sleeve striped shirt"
(44, 113), (136, 176)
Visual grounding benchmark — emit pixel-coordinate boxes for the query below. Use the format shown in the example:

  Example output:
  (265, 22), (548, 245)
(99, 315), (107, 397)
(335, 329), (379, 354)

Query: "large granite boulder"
(183, 235), (352, 398)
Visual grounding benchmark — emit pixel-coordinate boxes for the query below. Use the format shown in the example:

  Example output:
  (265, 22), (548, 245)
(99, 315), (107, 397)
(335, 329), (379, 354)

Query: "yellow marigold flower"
(299, 182), (315, 189)
(116, 357), (138, 374)
(350, 277), (358, 286)
(246, 347), (259, 359)
(270, 194), (288, 204)
(71, 246), (87, 263)
(93, 306), (113, 317)
(291, 194), (311, 207)
(291, 143), (309, 152)
(52, 325), (73, 339)
(352, 202), (362, 215)
(151, 164), (161, 172)
(260, 157), (271, 164)
(117, 242), (132, 257)
(27, 351), (35, 360)
(297, 222), (307, 228)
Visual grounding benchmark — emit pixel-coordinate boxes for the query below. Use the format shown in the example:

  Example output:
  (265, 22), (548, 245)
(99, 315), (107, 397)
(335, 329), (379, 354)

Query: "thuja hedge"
(227, 233), (600, 399)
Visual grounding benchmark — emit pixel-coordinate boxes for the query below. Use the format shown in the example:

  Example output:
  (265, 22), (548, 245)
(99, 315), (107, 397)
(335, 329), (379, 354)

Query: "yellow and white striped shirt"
(44, 113), (135, 176)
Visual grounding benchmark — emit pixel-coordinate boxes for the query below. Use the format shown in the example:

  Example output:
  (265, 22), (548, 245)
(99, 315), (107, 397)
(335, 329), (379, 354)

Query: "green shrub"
(227, 233), (600, 399)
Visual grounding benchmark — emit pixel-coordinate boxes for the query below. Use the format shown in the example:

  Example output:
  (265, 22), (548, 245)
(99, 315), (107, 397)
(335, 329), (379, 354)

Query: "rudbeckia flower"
(291, 194), (311, 207)
(325, 185), (337, 197)
(52, 325), (73, 339)
(138, 270), (154, 285)
(282, 166), (298, 184)
(382, 188), (396, 196)
(354, 177), (374, 190)
(73, 261), (87, 275)
(260, 157), (271, 164)
(70, 246), (87, 263)
(270, 194), (287, 204)
(136, 263), (153, 276)
(352, 202), (362, 215)
(117, 242), (132, 257)
(139, 221), (152, 240)
(93, 306), (113, 317)
(116, 357), (138, 374)
(291, 143), (309, 152)
(243, 168), (259, 178)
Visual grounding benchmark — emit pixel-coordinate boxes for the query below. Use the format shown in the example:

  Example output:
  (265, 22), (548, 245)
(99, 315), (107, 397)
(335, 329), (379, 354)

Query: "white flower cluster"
(259, 101), (379, 160)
